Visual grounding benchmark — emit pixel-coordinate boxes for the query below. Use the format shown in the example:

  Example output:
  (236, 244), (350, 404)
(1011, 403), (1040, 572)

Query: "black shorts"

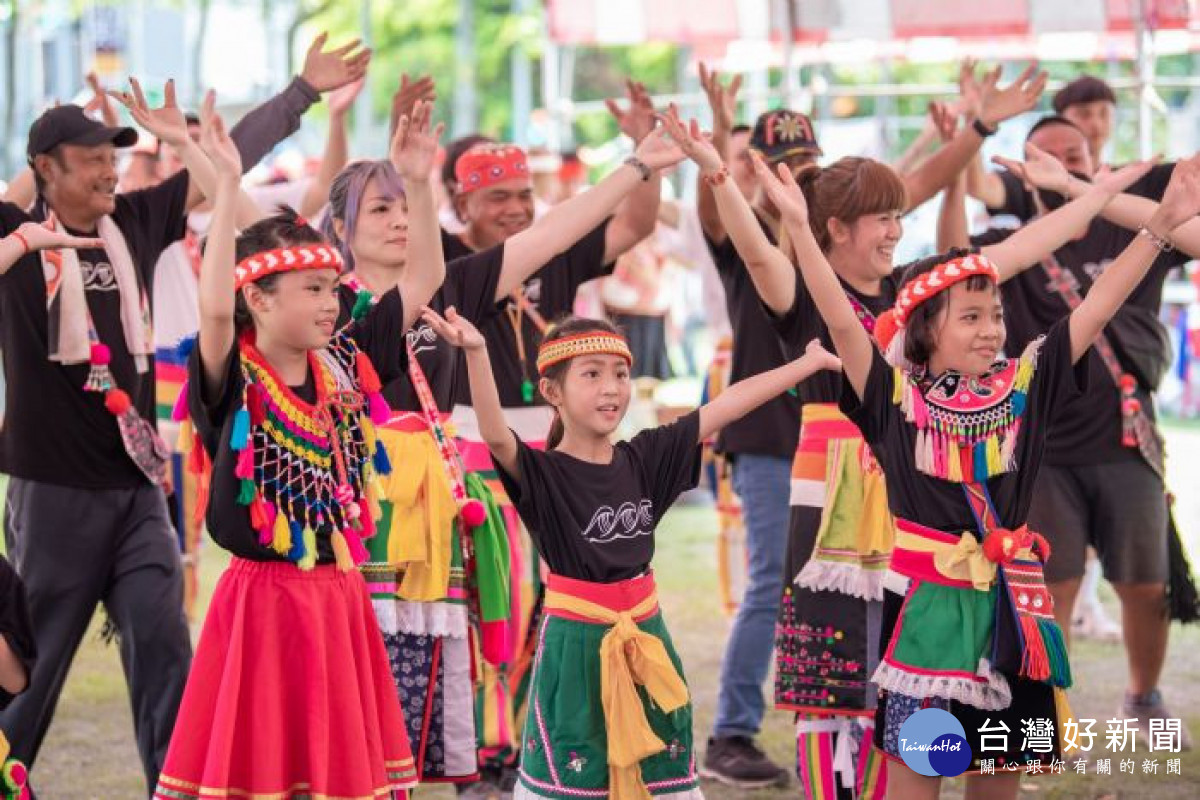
(1029, 460), (1168, 584)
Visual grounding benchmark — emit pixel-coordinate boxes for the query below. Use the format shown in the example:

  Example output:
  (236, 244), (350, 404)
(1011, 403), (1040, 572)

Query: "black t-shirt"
(769, 268), (900, 405)
(0, 555), (35, 710)
(708, 228), (800, 458)
(189, 289), (407, 563)
(336, 246), (505, 413)
(979, 165), (1189, 464)
(441, 227), (474, 263)
(454, 219), (614, 407)
(841, 320), (1088, 532)
(0, 172), (190, 488)
(495, 410), (702, 582)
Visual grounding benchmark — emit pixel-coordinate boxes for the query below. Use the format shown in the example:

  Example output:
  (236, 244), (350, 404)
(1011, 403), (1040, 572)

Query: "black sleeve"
(447, 244), (506, 324)
(627, 409), (702, 524)
(0, 556), (35, 709)
(1130, 162), (1175, 203)
(705, 231), (738, 277)
(230, 77), (320, 172)
(765, 270), (818, 349)
(493, 434), (550, 533)
(838, 347), (898, 447)
(985, 170), (1035, 222)
(348, 287), (408, 386)
(1026, 318), (1090, 419)
(187, 340), (244, 459)
(117, 170), (191, 282)
(560, 217), (616, 287)
(0, 204), (32, 289)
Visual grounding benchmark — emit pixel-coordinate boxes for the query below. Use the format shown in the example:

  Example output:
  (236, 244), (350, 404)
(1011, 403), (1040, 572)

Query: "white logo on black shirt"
(505, 278), (543, 311)
(581, 500), (653, 544)
(81, 259), (118, 292)
(407, 323), (438, 356)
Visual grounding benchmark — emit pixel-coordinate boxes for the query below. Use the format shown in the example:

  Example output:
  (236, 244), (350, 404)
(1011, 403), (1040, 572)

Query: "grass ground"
(13, 423), (1200, 798)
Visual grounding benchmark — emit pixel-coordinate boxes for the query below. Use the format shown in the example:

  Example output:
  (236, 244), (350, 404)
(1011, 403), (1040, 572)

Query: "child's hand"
(199, 91), (242, 180)
(421, 306), (485, 351)
(751, 152), (811, 226)
(802, 338), (842, 372)
(13, 221), (103, 253)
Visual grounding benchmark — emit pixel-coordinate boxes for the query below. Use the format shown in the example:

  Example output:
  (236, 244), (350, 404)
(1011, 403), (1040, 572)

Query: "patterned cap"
(454, 143), (531, 194)
(749, 110), (822, 163)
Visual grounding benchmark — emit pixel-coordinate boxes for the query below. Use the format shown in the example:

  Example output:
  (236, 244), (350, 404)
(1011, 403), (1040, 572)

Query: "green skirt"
(514, 610), (703, 799)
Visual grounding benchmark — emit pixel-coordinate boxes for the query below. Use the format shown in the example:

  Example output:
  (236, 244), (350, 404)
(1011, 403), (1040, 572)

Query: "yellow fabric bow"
(933, 532), (997, 591)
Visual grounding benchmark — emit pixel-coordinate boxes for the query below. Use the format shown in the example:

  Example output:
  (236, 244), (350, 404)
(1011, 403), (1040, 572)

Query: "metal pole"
(1134, 0), (1155, 159)
(510, 0), (531, 145)
(354, 0), (373, 153)
(541, 37), (560, 151)
(452, 0), (478, 137)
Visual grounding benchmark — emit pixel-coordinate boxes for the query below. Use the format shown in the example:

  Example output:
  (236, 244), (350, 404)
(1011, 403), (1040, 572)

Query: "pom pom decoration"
(170, 380), (190, 422)
(873, 309), (901, 352)
(90, 343), (111, 366)
(461, 498), (488, 529)
(351, 290), (374, 321)
(104, 388), (131, 416)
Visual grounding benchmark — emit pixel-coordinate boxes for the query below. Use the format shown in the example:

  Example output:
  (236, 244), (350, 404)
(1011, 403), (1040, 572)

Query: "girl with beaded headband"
(752, 144), (1200, 800)
(662, 106), (1160, 798)
(317, 100), (693, 784)
(153, 105), (420, 799)
(423, 303), (841, 800)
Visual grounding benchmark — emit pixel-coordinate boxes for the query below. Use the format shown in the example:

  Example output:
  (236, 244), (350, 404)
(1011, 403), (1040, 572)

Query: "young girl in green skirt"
(423, 304), (841, 800)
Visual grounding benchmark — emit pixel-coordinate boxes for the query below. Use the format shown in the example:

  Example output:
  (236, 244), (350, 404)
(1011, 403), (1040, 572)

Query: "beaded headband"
(536, 332), (634, 376)
(234, 244), (344, 290)
(875, 253), (1000, 351)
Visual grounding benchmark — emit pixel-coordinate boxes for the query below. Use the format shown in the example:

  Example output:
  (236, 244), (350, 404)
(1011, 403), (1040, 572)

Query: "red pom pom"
(90, 343), (111, 366)
(245, 382), (267, 426)
(104, 388), (131, 416)
(461, 498), (488, 529)
(1119, 373), (1137, 392)
(874, 310), (900, 351)
(983, 529), (1017, 563)
(368, 392), (390, 425)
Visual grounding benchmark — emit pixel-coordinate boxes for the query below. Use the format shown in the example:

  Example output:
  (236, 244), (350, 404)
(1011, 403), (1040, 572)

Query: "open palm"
(389, 99), (444, 182)
(752, 154), (810, 225)
(659, 106), (722, 173)
(111, 77), (189, 147)
(422, 306), (484, 350)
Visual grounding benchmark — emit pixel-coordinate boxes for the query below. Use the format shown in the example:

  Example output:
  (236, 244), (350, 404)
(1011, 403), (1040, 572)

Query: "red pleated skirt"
(154, 558), (417, 800)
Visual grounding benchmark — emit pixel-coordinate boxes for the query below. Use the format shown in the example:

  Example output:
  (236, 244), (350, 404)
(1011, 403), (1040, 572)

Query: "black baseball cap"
(750, 110), (821, 164)
(27, 104), (138, 163)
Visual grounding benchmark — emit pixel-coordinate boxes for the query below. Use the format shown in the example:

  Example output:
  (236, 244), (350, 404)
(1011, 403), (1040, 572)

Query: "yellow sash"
(544, 588), (689, 800)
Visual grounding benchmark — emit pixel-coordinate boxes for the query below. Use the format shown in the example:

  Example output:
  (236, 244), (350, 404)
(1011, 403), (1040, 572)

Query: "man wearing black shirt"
(972, 116), (1193, 746)
(0, 45), (365, 791)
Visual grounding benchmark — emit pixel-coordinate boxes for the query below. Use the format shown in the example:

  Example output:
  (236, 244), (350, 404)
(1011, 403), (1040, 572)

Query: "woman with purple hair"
(320, 101), (686, 787)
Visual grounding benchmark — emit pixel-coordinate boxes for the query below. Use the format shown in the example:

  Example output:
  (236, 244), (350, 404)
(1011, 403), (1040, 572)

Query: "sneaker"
(700, 735), (789, 789)
(1120, 689), (1194, 752)
(1072, 598), (1122, 642)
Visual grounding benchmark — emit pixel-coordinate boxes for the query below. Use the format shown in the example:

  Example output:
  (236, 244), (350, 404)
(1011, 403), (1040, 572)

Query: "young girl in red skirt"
(154, 107), (422, 799)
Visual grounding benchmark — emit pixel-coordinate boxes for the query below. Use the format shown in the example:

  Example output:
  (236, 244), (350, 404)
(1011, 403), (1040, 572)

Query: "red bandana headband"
(455, 144), (530, 194)
(875, 253), (1000, 351)
(234, 244), (344, 290)
(536, 332), (634, 376)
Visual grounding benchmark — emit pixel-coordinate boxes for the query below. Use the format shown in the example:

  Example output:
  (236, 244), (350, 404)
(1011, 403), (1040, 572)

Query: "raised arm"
(602, 80), (666, 263)
(696, 63), (742, 244)
(699, 339), (841, 441)
(981, 155), (1158, 281)
(496, 121), (684, 301)
(194, 107), (242, 390)
(389, 99), (447, 331)
(1069, 155), (1200, 363)
(0, 224), (102, 277)
(937, 174), (970, 252)
(299, 77), (362, 218)
(662, 107), (795, 314)
(422, 306), (519, 476)
(753, 154), (877, 398)
(903, 64), (1046, 211)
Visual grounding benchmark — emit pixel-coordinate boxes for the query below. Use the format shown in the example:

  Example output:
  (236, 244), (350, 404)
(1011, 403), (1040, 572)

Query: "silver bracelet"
(1137, 223), (1174, 253)
(623, 156), (652, 182)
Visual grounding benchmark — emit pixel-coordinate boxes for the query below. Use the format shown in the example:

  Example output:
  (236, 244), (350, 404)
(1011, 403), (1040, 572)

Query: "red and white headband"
(234, 244), (344, 290)
(875, 253), (1000, 352)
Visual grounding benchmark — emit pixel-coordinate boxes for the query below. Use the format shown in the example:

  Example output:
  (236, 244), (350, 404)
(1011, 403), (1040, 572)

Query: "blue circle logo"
(897, 708), (972, 777)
